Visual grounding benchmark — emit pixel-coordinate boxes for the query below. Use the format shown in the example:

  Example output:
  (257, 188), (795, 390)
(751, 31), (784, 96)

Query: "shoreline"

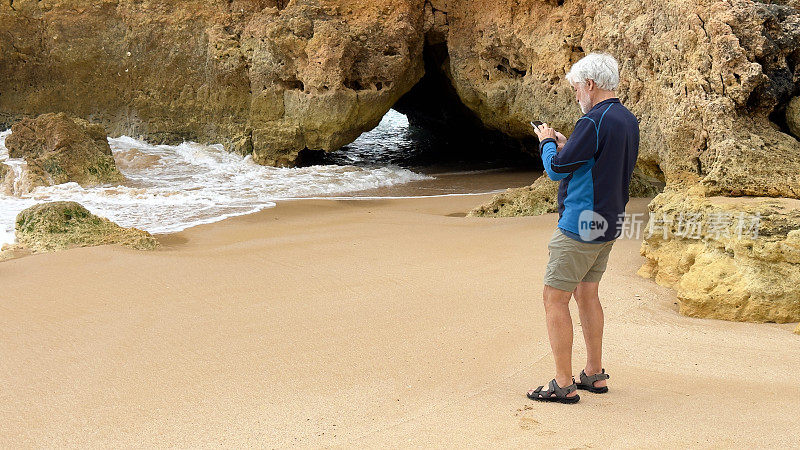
(0, 164), (542, 253)
(1, 193), (798, 446)
(0, 188), (514, 262)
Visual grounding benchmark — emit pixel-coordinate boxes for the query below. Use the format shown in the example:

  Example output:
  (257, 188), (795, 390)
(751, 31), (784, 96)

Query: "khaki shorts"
(543, 228), (616, 292)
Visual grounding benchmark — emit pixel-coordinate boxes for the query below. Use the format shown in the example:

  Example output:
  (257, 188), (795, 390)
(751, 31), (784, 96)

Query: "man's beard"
(578, 95), (591, 114)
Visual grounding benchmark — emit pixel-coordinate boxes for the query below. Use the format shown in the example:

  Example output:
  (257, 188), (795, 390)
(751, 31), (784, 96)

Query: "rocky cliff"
(449, 0), (799, 324)
(2, 0), (800, 322)
(3, 1), (799, 179)
(445, 1), (800, 324)
(1, 0), (427, 166)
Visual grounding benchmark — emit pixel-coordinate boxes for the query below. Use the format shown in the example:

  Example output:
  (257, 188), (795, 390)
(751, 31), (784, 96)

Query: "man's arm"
(539, 117), (597, 181)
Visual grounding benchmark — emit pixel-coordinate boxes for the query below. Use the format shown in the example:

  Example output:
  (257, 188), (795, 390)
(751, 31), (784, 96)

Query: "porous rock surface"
(469, 169), (662, 218)
(638, 189), (800, 323)
(2, 112), (124, 193)
(0, 0), (426, 167)
(14, 201), (158, 253)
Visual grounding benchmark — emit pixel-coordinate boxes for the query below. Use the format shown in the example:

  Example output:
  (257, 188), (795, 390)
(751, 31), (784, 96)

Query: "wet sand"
(317, 166), (541, 197)
(1, 192), (798, 447)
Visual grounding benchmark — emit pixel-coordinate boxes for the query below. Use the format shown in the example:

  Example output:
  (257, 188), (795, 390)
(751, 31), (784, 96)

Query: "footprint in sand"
(518, 416), (540, 430)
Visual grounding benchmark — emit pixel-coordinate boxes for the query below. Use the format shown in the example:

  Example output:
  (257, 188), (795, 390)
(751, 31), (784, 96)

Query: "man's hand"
(555, 131), (567, 151)
(533, 122), (556, 141)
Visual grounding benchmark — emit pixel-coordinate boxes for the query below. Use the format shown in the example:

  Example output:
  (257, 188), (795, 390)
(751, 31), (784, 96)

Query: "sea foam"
(0, 124), (432, 246)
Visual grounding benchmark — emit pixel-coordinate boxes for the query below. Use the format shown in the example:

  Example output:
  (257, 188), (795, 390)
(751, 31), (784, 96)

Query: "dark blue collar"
(590, 97), (620, 112)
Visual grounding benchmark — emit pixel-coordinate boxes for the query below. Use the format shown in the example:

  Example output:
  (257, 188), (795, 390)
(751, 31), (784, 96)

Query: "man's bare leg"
(574, 281), (607, 388)
(528, 284), (577, 397)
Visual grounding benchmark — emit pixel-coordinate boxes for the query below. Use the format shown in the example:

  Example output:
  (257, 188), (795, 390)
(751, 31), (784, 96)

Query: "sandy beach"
(1, 193), (798, 447)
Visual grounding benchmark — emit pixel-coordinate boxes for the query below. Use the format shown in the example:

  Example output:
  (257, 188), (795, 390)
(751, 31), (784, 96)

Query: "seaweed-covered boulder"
(468, 175), (559, 218)
(4, 112), (124, 192)
(469, 168), (662, 218)
(15, 201), (158, 253)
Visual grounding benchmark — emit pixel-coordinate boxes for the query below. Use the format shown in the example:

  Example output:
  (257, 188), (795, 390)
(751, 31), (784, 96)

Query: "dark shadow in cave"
(296, 41), (542, 174)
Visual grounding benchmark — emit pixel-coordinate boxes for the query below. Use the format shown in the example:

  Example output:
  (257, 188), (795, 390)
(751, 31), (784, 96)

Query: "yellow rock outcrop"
(638, 189), (800, 323)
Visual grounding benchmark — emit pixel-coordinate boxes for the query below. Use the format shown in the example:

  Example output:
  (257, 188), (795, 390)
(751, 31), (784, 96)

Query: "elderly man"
(527, 53), (639, 404)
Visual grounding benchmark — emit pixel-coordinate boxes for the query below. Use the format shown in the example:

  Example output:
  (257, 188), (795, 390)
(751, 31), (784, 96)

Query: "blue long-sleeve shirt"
(539, 98), (639, 242)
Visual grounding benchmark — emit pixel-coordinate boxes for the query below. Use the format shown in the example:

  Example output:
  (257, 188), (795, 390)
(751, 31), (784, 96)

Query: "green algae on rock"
(468, 175), (559, 218)
(4, 113), (125, 193)
(15, 201), (158, 253)
(469, 168), (662, 218)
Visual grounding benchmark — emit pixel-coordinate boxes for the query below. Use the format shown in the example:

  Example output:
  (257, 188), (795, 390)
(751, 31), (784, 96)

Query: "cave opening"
(767, 103), (797, 139)
(296, 41), (542, 175)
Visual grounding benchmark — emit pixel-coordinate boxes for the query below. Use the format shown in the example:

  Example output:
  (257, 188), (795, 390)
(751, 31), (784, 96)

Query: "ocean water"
(0, 109), (542, 247)
(0, 111), (436, 246)
(298, 110), (540, 173)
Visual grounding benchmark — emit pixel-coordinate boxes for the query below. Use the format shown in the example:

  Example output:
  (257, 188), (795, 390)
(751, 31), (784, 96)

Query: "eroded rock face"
(0, 0), (426, 167)
(3, 112), (124, 193)
(14, 201), (158, 253)
(3, 1), (799, 176)
(0, 164), (7, 193)
(638, 189), (800, 323)
(445, 0), (800, 198)
(788, 96), (800, 139)
(629, 168), (664, 198)
(243, 0), (427, 165)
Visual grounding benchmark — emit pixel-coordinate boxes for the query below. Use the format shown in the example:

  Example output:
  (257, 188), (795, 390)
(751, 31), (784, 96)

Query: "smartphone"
(530, 120), (543, 131)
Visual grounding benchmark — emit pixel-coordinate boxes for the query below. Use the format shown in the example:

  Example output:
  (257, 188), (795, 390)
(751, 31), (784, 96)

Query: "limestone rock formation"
(468, 175), (559, 217)
(0, 162), (21, 196)
(629, 169), (664, 198)
(242, 1), (426, 165)
(445, 1), (800, 199)
(0, 0), (427, 167)
(638, 189), (800, 323)
(788, 96), (800, 139)
(3, 112), (124, 192)
(443, 0), (800, 324)
(14, 201), (158, 253)
(469, 168), (663, 218)
(4, 1), (799, 177)
(0, 163), (7, 193)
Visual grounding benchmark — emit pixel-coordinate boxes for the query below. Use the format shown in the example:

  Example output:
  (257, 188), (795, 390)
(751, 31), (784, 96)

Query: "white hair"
(565, 52), (620, 90)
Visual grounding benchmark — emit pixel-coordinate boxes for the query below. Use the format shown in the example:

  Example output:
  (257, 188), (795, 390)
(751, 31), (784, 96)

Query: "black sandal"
(527, 378), (580, 404)
(576, 369), (610, 393)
